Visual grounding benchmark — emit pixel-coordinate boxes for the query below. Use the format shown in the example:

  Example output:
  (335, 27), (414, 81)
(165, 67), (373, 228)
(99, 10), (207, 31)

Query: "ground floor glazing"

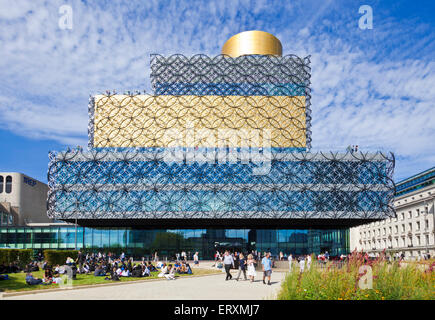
(0, 226), (349, 259)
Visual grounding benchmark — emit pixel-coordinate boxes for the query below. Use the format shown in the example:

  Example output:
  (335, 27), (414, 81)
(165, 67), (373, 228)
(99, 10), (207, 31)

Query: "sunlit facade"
(36, 31), (395, 258)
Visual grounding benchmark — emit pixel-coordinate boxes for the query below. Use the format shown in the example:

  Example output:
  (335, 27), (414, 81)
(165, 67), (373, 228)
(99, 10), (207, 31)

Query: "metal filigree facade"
(49, 52), (395, 225)
(89, 94), (307, 149)
(47, 150), (395, 220)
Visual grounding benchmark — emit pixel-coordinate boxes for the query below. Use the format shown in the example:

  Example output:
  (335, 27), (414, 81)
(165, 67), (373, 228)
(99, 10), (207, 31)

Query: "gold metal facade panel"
(93, 95), (306, 148)
(221, 31), (282, 57)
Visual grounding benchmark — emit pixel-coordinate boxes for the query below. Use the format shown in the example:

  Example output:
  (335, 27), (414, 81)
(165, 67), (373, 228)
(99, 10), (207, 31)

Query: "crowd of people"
(19, 250), (198, 286)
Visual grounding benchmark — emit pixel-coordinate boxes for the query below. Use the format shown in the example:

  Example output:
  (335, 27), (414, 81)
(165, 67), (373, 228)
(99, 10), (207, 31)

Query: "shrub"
(0, 249), (33, 267)
(43, 250), (78, 266)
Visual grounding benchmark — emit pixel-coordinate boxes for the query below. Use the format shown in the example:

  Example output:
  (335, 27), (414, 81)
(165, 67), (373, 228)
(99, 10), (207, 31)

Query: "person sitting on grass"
(165, 264), (176, 280)
(82, 262), (90, 274)
(54, 264), (65, 276)
(0, 274), (9, 280)
(24, 261), (39, 273)
(186, 263), (193, 275)
(25, 272), (43, 285)
(174, 261), (181, 273)
(8, 262), (20, 273)
(105, 267), (120, 281)
(94, 264), (106, 277)
(142, 265), (151, 277)
(178, 263), (186, 274)
(131, 264), (142, 277)
(158, 263), (168, 277)
(44, 265), (53, 279)
(120, 267), (130, 277)
(147, 262), (157, 272)
(66, 257), (75, 266)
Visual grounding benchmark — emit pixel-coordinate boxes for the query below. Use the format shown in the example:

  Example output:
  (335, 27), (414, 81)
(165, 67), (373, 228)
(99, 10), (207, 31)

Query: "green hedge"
(43, 250), (78, 266)
(0, 249), (33, 267)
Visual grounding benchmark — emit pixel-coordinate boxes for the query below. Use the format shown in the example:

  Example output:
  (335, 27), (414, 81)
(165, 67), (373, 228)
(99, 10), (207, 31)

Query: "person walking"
(223, 251), (235, 281)
(193, 252), (199, 266)
(306, 254), (312, 270)
(261, 252), (272, 285)
(235, 253), (247, 281)
(288, 253), (293, 272)
(299, 256), (305, 273)
(247, 254), (257, 282)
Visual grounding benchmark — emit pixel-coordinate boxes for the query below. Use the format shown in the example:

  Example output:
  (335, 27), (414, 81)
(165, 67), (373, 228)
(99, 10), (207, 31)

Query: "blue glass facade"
(0, 226), (348, 258)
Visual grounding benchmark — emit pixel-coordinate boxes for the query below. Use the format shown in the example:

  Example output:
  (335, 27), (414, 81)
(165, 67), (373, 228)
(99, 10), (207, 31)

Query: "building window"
(409, 223), (412, 231)
(416, 209), (420, 217)
(426, 235), (430, 245)
(401, 212), (405, 220)
(402, 224), (405, 232)
(1, 212), (7, 225)
(416, 221), (420, 231)
(425, 220), (429, 230)
(0, 176), (3, 193)
(395, 225), (398, 234)
(408, 211), (412, 219)
(5, 176), (12, 193)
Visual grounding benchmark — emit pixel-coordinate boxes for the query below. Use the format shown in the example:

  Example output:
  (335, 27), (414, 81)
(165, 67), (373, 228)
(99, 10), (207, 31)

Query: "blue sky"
(0, 0), (434, 183)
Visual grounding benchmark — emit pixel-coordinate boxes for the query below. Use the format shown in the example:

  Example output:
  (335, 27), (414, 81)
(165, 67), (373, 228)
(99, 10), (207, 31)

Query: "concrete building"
(0, 172), (51, 226)
(350, 166), (435, 260)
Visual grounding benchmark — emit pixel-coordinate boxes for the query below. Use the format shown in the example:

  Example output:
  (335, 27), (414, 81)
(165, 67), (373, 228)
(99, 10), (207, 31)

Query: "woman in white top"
(299, 257), (305, 273)
(306, 254), (312, 270)
(164, 265), (176, 280)
(193, 252), (199, 266)
(158, 264), (168, 277)
(246, 254), (257, 283)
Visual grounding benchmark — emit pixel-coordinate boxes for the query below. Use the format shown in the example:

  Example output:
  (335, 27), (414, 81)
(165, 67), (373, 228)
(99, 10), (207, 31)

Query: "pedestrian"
(223, 251), (235, 281)
(193, 252), (199, 266)
(235, 253), (247, 281)
(261, 252), (272, 285)
(288, 253), (293, 272)
(247, 254), (257, 282)
(306, 254), (311, 270)
(299, 256), (305, 273)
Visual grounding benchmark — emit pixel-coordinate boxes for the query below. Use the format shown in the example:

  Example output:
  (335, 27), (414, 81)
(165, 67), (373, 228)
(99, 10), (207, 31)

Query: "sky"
(0, 0), (434, 183)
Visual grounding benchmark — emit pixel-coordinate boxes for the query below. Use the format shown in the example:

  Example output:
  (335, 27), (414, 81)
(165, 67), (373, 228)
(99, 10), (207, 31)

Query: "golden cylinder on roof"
(221, 30), (282, 57)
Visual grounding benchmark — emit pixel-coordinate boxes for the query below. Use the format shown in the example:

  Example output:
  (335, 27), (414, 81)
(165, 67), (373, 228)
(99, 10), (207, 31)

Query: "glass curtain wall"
(0, 227), (349, 258)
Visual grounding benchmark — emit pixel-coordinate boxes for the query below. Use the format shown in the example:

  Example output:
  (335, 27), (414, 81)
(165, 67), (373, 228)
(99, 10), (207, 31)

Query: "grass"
(277, 255), (435, 300)
(0, 267), (219, 293)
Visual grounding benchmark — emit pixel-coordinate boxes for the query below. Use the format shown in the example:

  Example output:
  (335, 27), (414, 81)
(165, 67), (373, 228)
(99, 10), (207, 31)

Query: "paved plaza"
(1, 270), (286, 300)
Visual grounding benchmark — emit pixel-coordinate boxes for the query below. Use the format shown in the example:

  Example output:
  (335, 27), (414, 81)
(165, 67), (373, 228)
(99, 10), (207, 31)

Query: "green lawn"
(0, 268), (219, 293)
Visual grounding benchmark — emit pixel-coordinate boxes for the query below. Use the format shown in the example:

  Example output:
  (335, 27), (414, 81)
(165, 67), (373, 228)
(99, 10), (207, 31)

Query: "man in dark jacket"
(76, 251), (85, 274)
